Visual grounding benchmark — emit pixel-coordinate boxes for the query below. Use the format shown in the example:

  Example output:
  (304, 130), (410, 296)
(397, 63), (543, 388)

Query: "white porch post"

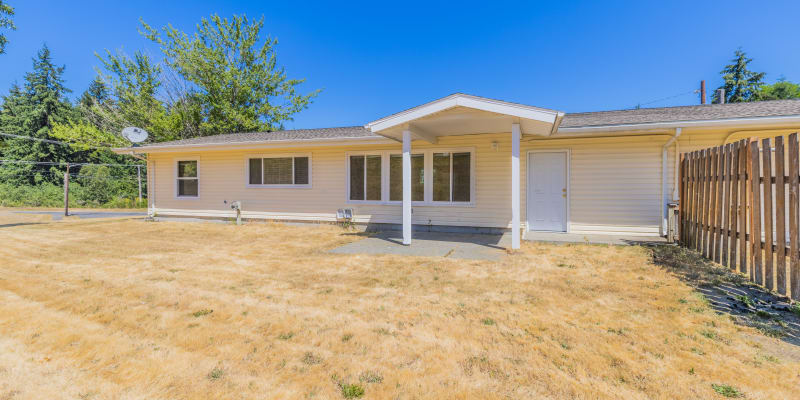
(402, 129), (412, 245)
(511, 123), (521, 249)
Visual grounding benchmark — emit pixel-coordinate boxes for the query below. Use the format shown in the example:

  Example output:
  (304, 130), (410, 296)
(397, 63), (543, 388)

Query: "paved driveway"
(13, 210), (146, 220)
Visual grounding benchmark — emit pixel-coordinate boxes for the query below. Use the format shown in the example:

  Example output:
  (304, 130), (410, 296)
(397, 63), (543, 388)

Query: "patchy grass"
(0, 212), (798, 399)
(711, 383), (744, 398)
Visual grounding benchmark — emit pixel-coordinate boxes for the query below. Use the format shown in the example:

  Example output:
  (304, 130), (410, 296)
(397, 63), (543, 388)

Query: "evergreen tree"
(714, 49), (766, 103)
(0, 1), (14, 55)
(0, 44), (79, 185)
(79, 76), (112, 108)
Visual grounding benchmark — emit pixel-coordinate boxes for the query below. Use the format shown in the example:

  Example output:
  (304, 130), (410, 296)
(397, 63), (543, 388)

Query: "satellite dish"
(121, 127), (149, 143)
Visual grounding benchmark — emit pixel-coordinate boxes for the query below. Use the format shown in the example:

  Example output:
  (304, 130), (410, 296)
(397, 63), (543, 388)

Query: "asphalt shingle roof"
(139, 99), (800, 148)
(559, 99), (800, 128)
(145, 126), (379, 147)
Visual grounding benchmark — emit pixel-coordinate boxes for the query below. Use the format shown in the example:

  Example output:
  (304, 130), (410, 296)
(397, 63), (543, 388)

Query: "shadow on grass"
(0, 222), (48, 229)
(650, 244), (800, 347)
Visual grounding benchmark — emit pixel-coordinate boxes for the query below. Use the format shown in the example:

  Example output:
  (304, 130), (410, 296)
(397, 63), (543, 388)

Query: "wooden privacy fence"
(679, 133), (800, 300)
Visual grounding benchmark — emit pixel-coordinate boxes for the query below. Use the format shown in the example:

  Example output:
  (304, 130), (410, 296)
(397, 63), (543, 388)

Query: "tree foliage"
(713, 49), (766, 103)
(0, 45), (81, 185)
(140, 13), (319, 135)
(758, 78), (800, 101)
(54, 13), (318, 148)
(0, 1), (14, 55)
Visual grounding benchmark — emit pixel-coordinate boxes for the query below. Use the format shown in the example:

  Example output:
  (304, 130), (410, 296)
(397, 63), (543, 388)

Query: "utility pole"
(700, 80), (706, 105)
(137, 165), (142, 201)
(63, 163), (70, 216)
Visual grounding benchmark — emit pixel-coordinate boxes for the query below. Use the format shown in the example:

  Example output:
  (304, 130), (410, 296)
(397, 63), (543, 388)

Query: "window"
(349, 155), (382, 201)
(345, 149), (473, 205)
(247, 156), (310, 186)
(433, 152), (471, 202)
(177, 160), (198, 197)
(390, 154), (424, 201)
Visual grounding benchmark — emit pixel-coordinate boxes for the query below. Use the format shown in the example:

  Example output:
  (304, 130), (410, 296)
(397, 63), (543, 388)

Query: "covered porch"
(365, 93), (565, 249)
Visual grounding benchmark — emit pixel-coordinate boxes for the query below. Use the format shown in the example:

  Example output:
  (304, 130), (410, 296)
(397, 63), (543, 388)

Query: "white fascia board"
(366, 93), (561, 133)
(112, 136), (396, 154)
(557, 115), (800, 134)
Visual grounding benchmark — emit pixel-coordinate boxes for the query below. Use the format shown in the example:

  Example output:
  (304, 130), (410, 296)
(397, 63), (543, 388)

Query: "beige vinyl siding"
(147, 127), (800, 235)
(146, 132), (673, 235)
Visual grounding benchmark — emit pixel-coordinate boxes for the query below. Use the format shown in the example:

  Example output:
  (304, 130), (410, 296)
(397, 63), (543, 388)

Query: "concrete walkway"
(329, 231), (509, 261)
(524, 231), (667, 245)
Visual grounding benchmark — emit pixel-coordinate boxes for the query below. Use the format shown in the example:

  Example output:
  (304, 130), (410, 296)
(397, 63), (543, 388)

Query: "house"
(114, 93), (800, 249)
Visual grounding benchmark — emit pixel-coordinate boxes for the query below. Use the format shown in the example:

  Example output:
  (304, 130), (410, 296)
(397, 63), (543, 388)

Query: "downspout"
(661, 128), (682, 236)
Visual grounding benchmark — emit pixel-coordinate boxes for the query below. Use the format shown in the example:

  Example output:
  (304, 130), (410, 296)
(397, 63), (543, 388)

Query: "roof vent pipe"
(714, 89), (726, 104)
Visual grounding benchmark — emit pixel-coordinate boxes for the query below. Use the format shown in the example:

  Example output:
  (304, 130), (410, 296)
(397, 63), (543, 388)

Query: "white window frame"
(174, 157), (200, 199)
(430, 151), (474, 204)
(345, 152), (385, 204)
(245, 153), (312, 189)
(344, 147), (475, 207)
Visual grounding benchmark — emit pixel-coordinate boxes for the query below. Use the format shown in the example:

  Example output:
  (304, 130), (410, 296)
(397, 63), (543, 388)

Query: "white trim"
(174, 157), (200, 199)
(557, 114), (800, 134)
(244, 153), (312, 189)
(366, 93), (562, 133)
(525, 149), (571, 233)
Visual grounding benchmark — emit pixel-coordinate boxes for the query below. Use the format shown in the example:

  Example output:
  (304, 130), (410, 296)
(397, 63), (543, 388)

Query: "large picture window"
(345, 149), (473, 205)
(248, 156), (310, 187)
(176, 160), (198, 197)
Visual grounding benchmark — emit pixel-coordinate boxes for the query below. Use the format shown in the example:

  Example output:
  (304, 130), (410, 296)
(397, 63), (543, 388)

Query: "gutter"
(661, 128), (682, 236)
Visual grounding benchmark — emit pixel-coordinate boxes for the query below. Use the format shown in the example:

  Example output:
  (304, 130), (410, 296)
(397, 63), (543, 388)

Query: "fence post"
(63, 163), (70, 217)
(137, 165), (142, 202)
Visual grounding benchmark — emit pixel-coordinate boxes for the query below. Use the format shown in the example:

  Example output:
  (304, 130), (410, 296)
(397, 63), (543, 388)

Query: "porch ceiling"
(366, 93), (565, 142)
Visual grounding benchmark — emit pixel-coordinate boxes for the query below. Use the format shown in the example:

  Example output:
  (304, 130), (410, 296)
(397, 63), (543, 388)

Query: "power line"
(0, 132), (115, 150)
(0, 159), (142, 167)
(636, 89), (698, 108)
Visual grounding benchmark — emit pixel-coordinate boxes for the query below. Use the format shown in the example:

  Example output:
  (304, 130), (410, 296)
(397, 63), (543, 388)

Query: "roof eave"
(112, 135), (393, 154)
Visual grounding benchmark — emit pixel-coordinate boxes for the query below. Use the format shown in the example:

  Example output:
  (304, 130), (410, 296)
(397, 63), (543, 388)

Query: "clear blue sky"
(2, 1), (800, 130)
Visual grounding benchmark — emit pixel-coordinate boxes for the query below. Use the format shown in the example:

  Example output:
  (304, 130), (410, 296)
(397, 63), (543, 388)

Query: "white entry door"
(527, 151), (567, 232)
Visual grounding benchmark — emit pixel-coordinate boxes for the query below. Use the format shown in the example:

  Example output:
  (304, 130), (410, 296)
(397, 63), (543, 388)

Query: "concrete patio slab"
(524, 231), (667, 245)
(329, 231), (509, 261)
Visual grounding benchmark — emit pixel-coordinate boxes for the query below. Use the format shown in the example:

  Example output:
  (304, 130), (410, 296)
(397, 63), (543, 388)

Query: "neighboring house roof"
(122, 98), (800, 152)
(560, 99), (800, 128)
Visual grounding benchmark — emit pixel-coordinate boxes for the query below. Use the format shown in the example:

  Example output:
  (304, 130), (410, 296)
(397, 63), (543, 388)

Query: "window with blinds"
(247, 156), (310, 186)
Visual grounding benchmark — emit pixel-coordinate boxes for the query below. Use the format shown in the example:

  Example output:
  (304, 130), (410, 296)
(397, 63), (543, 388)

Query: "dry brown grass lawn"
(0, 212), (798, 399)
